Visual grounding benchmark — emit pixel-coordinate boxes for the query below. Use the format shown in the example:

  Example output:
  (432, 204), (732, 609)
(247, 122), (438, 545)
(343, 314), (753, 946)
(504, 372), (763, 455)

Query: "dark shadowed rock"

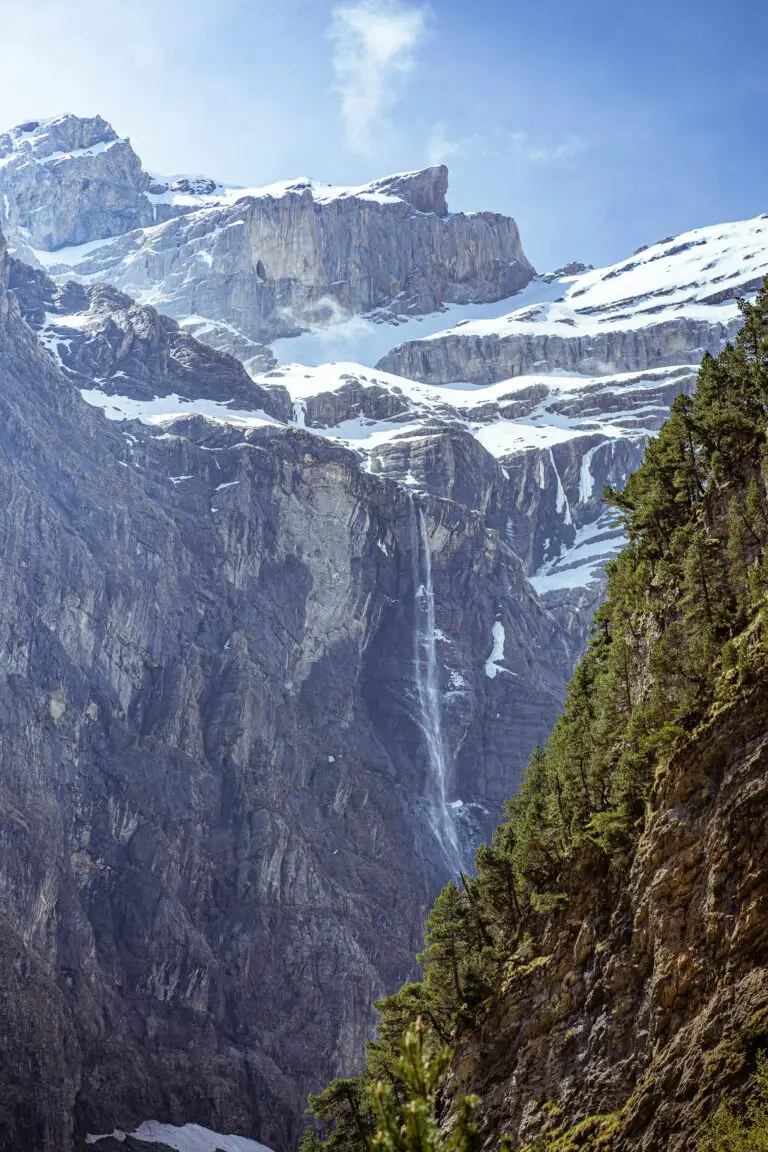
(0, 239), (571, 1150)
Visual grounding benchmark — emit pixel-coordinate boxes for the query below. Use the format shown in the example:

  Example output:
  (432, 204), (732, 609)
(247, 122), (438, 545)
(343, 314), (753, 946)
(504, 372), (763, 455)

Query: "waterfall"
(410, 500), (464, 875)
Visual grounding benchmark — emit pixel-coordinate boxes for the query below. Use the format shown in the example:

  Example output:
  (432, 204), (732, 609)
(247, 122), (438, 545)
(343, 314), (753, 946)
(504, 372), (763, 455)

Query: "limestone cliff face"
(0, 114), (155, 249)
(372, 216), (768, 641)
(0, 242), (570, 1151)
(452, 675), (768, 1151)
(0, 115), (534, 353)
(250, 359), (698, 644)
(54, 181), (532, 347)
(377, 316), (738, 385)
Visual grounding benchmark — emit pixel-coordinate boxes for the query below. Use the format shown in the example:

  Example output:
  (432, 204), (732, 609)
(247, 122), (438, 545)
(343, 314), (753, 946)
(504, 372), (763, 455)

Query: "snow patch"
(484, 621), (508, 679)
(86, 1122), (272, 1152)
(550, 450), (573, 525)
(419, 214), (768, 344)
(578, 443), (602, 504)
(79, 389), (281, 430)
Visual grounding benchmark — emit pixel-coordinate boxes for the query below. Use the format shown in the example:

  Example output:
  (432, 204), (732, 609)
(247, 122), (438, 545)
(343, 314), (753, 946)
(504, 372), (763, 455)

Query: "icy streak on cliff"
(410, 500), (464, 874)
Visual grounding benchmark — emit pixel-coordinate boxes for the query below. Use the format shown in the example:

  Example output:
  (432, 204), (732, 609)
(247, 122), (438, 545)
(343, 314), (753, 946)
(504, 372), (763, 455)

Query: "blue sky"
(1, 0), (766, 269)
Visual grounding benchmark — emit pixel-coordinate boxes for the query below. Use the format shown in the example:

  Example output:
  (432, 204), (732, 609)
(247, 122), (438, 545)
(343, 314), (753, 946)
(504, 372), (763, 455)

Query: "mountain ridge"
(0, 114), (533, 360)
(0, 109), (767, 1152)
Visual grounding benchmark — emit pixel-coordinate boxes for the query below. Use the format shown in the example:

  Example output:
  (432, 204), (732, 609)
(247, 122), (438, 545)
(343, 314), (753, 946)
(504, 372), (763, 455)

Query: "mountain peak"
(0, 113), (119, 162)
(364, 165), (449, 216)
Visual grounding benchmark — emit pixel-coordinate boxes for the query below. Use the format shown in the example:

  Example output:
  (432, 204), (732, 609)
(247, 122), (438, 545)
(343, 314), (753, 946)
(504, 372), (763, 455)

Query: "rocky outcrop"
(377, 316), (738, 385)
(0, 240), (571, 1151)
(371, 214), (768, 640)
(245, 358), (700, 644)
(8, 257), (292, 418)
(56, 185), (533, 347)
(453, 674), (768, 1151)
(362, 166), (450, 216)
(0, 116), (534, 354)
(0, 115), (155, 249)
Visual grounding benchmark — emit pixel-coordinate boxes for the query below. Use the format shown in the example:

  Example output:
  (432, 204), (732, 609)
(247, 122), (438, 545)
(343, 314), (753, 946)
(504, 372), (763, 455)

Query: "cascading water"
(410, 499), (464, 875)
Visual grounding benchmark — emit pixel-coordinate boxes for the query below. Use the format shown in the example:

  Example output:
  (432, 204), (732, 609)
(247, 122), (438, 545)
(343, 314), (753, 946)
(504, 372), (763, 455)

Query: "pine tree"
(368, 1019), (480, 1152)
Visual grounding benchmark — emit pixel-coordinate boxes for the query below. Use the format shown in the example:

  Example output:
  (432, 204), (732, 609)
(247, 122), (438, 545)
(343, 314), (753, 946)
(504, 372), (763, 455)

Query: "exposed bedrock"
(64, 188), (534, 346)
(0, 234), (570, 1151)
(377, 317), (740, 385)
(0, 116), (535, 350)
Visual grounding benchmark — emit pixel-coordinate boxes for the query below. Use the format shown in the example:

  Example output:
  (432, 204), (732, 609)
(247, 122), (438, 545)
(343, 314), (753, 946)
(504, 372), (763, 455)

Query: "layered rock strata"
(0, 237), (570, 1150)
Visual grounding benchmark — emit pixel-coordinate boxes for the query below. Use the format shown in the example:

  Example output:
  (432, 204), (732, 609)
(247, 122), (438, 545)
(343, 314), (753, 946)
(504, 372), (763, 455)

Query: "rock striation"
(0, 115), (534, 353)
(0, 236), (571, 1151)
(378, 315), (738, 385)
(0, 115), (155, 249)
(371, 214), (768, 634)
(1, 112), (767, 1152)
(453, 675), (768, 1152)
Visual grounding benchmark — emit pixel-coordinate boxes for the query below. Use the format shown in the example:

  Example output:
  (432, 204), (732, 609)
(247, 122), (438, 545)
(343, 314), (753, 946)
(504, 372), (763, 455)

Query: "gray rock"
(8, 258), (292, 418)
(377, 316), (739, 385)
(0, 238), (572, 1150)
(0, 116), (535, 353)
(0, 114), (154, 249)
(53, 183), (533, 347)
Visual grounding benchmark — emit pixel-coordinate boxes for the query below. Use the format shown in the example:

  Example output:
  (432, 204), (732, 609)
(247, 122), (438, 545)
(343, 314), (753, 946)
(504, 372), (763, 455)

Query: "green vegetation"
(302, 1020), (479, 1152)
(700, 1055), (768, 1152)
(304, 282), (768, 1152)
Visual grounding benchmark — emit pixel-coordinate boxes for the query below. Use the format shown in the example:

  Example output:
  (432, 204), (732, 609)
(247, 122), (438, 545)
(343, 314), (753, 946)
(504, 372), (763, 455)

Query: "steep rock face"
(239, 359), (698, 640)
(50, 184), (532, 347)
(378, 316), (736, 385)
(0, 116), (534, 353)
(0, 243), (571, 1150)
(0, 114), (155, 249)
(372, 215), (768, 635)
(8, 258), (292, 418)
(378, 215), (768, 386)
(360, 166), (449, 216)
(454, 676), (768, 1151)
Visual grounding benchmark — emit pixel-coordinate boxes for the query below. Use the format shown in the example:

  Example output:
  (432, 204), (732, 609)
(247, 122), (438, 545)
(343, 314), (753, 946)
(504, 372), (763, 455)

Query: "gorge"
(0, 111), (765, 1152)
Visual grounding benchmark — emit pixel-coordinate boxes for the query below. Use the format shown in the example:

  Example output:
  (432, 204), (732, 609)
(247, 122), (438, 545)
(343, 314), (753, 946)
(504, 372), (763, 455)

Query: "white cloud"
(509, 131), (586, 165)
(328, 0), (429, 154)
(426, 122), (464, 166)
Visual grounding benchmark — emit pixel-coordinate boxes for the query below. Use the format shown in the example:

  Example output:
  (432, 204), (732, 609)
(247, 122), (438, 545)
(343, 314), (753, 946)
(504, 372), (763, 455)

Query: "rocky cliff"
(0, 114), (155, 248)
(0, 234), (571, 1151)
(6, 117), (763, 655)
(378, 218), (767, 385)
(378, 315), (737, 385)
(2, 110), (767, 1152)
(0, 115), (533, 357)
(302, 278), (768, 1152)
(454, 674), (768, 1151)
(368, 215), (768, 635)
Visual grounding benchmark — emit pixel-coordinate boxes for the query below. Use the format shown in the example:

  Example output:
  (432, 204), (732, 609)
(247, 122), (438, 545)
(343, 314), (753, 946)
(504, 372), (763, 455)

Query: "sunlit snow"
(484, 621), (510, 679)
(86, 1120), (272, 1152)
(417, 215), (768, 342)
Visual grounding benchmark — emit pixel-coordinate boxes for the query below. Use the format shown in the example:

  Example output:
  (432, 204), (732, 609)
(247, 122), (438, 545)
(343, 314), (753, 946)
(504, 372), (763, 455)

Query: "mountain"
(4, 116), (765, 649)
(0, 115), (533, 364)
(0, 228), (572, 1151)
(369, 215), (768, 636)
(29, 202), (768, 652)
(305, 281), (768, 1152)
(0, 108), (766, 1151)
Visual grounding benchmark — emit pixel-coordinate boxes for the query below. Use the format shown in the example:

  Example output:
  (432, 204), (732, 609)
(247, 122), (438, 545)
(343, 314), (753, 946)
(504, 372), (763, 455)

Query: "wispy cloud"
(425, 123), (587, 171)
(328, 0), (429, 154)
(509, 131), (586, 165)
(426, 122), (465, 166)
